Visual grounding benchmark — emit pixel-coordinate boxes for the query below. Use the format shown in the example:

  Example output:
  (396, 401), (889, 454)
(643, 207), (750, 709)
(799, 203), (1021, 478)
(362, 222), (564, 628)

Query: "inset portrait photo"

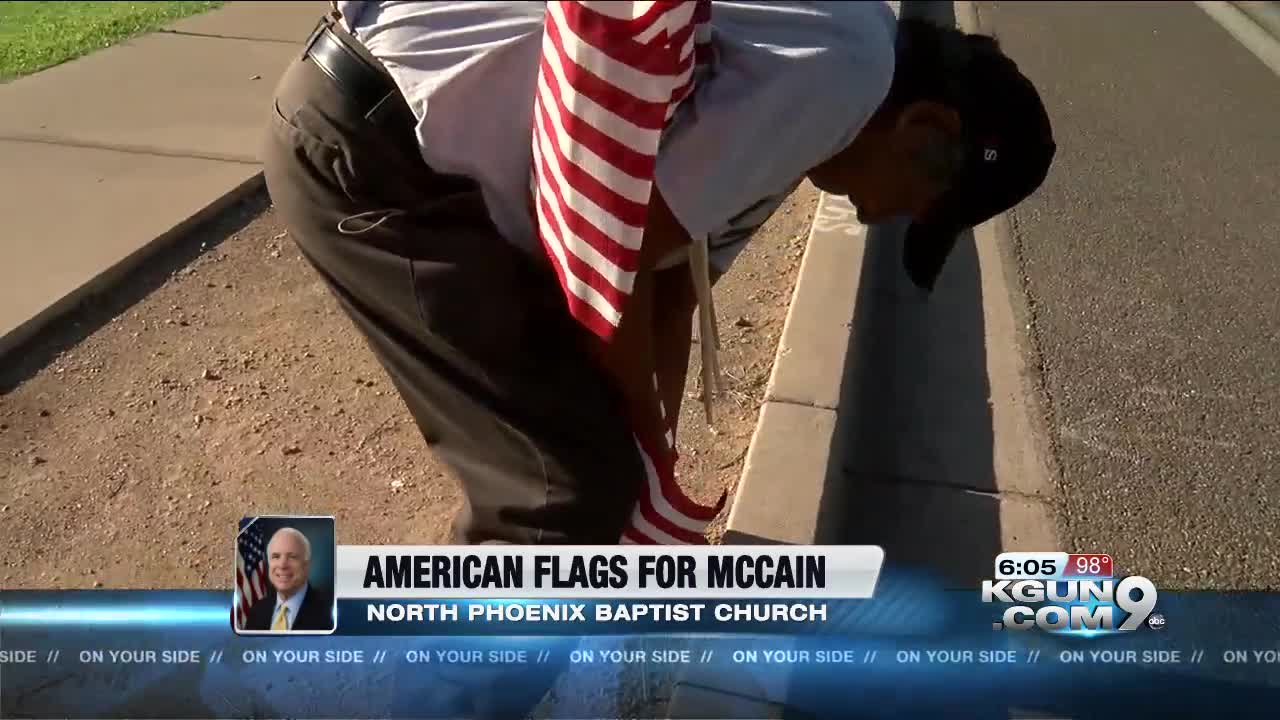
(233, 515), (336, 635)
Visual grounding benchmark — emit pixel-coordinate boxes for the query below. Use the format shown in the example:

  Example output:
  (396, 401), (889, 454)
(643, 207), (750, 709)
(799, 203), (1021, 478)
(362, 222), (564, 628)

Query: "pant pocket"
(407, 230), (543, 371)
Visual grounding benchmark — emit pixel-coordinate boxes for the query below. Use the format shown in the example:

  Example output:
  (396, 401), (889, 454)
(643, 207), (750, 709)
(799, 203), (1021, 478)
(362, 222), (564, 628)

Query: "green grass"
(0, 1), (226, 81)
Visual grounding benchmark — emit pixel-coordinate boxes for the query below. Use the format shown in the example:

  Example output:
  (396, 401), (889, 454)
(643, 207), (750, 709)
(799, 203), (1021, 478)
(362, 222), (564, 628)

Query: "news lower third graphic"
(3, 546), (1280, 718)
(983, 552), (1159, 635)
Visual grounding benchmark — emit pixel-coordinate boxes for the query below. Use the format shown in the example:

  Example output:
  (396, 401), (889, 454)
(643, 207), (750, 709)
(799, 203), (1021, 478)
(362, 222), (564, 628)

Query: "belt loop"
(328, 1), (349, 33)
(301, 14), (335, 60)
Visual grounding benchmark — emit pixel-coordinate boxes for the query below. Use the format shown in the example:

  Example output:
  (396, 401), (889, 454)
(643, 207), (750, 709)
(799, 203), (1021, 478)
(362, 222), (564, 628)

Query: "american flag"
(531, 1), (724, 545)
(234, 520), (269, 629)
(531, 0), (712, 341)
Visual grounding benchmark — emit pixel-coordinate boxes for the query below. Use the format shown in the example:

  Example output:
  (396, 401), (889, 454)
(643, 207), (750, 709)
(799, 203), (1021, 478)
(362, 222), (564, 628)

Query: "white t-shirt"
(338, 1), (896, 273)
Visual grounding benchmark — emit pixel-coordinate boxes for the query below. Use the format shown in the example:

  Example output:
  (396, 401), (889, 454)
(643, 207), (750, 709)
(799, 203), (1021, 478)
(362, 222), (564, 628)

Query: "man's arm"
(582, 189), (691, 465)
(297, 588), (335, 631)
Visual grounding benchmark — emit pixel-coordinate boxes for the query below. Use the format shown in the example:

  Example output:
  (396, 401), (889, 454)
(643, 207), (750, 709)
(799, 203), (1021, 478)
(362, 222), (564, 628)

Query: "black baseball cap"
(901, 33), (1056, 291)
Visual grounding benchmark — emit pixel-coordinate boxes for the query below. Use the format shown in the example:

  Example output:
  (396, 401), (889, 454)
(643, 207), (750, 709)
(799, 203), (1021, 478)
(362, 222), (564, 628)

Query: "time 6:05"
(999, 557), (1054, 576)
(993, 552), (1069, 580)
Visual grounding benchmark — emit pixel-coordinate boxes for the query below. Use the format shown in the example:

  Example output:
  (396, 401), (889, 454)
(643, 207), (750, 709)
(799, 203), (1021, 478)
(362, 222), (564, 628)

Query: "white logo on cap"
(984, 148), (999, 162)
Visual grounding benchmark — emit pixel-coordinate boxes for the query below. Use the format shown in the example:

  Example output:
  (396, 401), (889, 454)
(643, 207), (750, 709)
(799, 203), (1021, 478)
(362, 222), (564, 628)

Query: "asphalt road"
(980, 1), (1280, 589)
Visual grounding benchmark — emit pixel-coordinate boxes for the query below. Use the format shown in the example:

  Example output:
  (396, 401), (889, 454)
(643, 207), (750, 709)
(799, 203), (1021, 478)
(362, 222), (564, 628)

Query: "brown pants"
(261, 20), (647, 547)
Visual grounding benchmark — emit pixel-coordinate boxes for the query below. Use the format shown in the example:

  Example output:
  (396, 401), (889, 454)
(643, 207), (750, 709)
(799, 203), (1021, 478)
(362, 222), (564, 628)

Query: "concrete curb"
(724, 192), (867, 546)
(0, 172), (265, 362)
(667, 191), (866, 719)
(1200, 1), (1280, 77)
(1233, 1), (1280, 39)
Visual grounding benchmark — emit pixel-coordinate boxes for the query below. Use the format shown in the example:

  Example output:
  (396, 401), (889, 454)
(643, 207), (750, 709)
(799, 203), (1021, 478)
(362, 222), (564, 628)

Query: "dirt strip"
(0, 184), (817, 585)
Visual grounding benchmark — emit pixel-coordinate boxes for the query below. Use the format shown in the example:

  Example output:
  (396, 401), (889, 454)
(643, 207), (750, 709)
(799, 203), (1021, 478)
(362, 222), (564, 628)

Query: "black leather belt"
(295, 14), (479, 197)
(301, 16), (404, 123)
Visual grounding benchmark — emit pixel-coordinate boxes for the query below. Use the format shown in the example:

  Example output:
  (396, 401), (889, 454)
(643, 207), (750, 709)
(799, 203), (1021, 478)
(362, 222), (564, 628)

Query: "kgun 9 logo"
(982, 577), (1159, 633)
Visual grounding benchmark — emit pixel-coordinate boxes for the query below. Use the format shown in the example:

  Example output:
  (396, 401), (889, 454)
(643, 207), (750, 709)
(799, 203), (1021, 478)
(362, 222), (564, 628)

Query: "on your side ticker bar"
(4, 538), (1280, 719)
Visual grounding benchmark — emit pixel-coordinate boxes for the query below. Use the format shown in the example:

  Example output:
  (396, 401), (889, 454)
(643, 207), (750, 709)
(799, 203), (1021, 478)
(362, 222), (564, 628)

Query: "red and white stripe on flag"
(617, 371), (725, 545)
(234, 558), (267, 629)
(531, 1), (722, 544)
(620, 412), (726, 545)
(531, 0), (710, 340)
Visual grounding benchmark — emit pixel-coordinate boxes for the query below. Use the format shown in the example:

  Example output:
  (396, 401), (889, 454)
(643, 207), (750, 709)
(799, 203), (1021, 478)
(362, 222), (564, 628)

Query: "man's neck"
(806, 128), (882, 199)
(278, 584), (305, 603)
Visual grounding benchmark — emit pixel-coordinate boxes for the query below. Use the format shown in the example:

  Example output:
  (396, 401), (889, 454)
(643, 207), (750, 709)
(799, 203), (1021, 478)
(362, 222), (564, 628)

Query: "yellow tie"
(272, 605), (289, 631)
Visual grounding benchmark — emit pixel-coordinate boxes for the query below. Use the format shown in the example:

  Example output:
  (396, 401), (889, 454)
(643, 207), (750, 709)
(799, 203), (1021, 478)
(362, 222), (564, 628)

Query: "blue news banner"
(3, 572), (1280, 719)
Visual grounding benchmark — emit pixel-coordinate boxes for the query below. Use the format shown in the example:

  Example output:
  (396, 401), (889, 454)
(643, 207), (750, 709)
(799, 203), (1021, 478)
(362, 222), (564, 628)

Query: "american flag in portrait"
(234, 519), (269, 630)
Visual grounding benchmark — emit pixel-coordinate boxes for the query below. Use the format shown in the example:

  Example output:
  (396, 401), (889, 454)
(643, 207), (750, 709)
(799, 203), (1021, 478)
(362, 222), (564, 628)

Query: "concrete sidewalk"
(0, 1), (328, 358)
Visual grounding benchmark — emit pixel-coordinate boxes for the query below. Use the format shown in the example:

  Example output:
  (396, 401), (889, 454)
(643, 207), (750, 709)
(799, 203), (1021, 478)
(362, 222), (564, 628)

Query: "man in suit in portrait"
(246, 526), (334, 632)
